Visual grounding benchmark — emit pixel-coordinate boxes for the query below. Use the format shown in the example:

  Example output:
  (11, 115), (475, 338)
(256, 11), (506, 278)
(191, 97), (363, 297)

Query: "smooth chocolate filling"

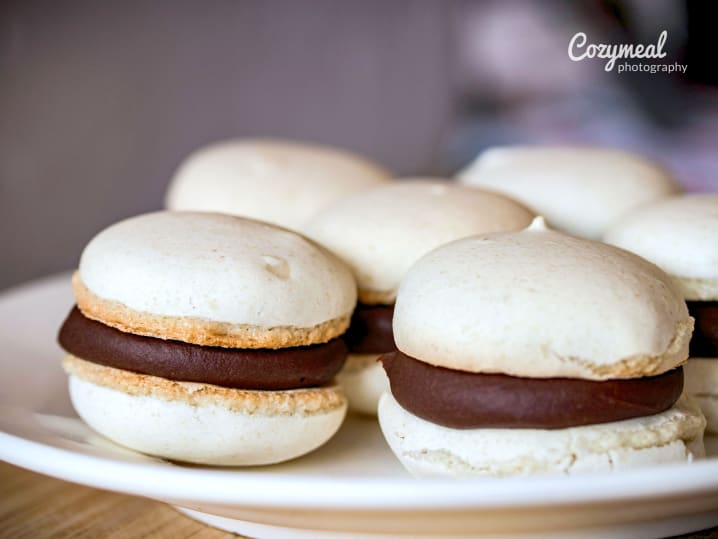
(687, 301), (718, 357)
(381, 351), (683, 429)
(343, 303), (395, 354)
(59, 306), (347, 390)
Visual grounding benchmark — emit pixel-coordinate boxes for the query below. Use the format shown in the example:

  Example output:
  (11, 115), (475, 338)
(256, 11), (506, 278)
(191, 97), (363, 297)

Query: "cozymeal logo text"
(568, 30), (687, 74)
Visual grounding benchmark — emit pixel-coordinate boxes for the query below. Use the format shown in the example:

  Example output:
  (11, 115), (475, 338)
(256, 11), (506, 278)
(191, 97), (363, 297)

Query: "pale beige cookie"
(684, 358), (718, 433)
(458, 145), (679, 240)
(74, 273), (349, 349)
(63, 355), (348, 466)
(303, 180), (534, 304)
(165, 138), (392, 230)
(356, 289), (397, 307)
(604, 194), (718, 301)
(62, 355), (346, 415)
(336, 353), (389, 416)
(73, 212), (357, 348)
(378, 391), (706, 478)
(393, 218), (692, 380)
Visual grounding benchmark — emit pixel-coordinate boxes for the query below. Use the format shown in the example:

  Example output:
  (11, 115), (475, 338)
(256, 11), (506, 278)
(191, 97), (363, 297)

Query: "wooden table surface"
(0, 462), (240, 539)
(1, 461), (717, 539)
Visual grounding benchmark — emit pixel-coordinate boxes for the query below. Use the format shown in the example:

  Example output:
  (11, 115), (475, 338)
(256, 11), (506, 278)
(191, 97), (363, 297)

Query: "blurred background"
(1, 0), (716, 290)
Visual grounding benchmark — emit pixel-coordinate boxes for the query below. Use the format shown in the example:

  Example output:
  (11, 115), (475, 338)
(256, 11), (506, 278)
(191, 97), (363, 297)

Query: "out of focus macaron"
(59, 211), (356, 465)
(457, 146), (679, 239)
(379, 217), (704, 477)
(165, 138), (392, 229)
(303, 180), (535, 415)
(605, 194), (718, 432)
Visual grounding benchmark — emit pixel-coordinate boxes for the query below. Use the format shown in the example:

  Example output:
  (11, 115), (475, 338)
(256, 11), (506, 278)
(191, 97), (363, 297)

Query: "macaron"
(378, 217), (705, 477)
(457, 146), (679, 239)
(303, 180), (535, 415)
(58, 211), (356, 465)
(165, 138), (392, 230)
(605, 194), (718, 433)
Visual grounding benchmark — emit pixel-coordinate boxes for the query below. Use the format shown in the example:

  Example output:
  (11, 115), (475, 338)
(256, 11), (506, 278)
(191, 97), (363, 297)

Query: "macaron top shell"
(458, 146), (679, 240)
(393, 218), (692, 380)
(78, 212), (357, 330)
(303, 180), (535, 304)
(165, 138), (392, 229)
(604, 194), (718, 301)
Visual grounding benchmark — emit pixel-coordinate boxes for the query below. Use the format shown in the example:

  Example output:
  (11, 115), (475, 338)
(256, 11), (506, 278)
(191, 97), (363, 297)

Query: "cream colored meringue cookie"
(684, 358), (718, 434)
(458, 146), (679, 240)
(393, 217), (692, 380)
(165, 138), (392, 230)
(604, 195), (718, 301)
(378, 391), (705, 478)
(64, 356), (347, 466)
(76, 211), (356, 348)
(335, 354), (389, 416)
(303, 180), (534, 304)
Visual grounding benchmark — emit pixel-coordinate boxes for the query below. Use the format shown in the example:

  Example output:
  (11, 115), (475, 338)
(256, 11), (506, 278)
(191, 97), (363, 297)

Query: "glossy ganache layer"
(343, 303), (395, 354)
(59, 307), (347, 390)
(381, 351), (683, 429)
(687, 301), (718, 357)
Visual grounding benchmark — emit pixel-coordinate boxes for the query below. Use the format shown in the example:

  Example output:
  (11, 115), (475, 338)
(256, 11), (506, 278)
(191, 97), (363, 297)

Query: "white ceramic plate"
(1, 274), (717, 539)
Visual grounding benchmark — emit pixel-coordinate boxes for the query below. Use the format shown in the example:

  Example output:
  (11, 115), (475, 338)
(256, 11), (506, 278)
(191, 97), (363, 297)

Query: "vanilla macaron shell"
(684, 359), (718, 433)
(604, 195), (718, 431)
(458, 146), (679, 239)
(335, 354), (388, 416)
(378, 392), (705, 478)
(77, 211), (356, 348)
(65, 356), (347, 465)
(303, 180), (533, 416)
(165, 139), (392, 230)
(604, 195), (718, 301)
(393, 218), (692, 380)
(303, 180), (535, 304)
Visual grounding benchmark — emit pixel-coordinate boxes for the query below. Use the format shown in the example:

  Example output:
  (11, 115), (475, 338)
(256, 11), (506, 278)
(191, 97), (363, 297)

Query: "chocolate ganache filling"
(59, 307), (347, 390)
(687, 301), (718, 357)
(343, 303), (395, 354)
(381, 351), (683, 429)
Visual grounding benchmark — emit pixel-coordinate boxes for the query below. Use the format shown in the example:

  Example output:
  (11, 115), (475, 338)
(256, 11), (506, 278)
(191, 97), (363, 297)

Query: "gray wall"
(0, 0), (454, 290)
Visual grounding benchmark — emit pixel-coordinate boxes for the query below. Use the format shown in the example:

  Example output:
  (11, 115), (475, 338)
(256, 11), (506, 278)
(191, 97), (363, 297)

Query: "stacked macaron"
(458, 146), (679, 239)
(605, 195), (718, 433)
(303, 180), (535, 415)
(58, 211), (356, 465)
(379, 218), (705, 477)
(165, 138), (392, 229)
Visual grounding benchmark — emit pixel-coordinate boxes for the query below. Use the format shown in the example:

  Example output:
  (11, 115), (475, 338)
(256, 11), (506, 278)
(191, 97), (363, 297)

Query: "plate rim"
(3, 413), (718, 510)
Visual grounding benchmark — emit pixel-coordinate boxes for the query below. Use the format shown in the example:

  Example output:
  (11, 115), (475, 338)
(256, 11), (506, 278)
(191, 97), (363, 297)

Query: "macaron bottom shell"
(378, 391), (706, 478)
(684, 358), (718, 434)
(336, 354), (389, 416)
(66, 360), (347, 466)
